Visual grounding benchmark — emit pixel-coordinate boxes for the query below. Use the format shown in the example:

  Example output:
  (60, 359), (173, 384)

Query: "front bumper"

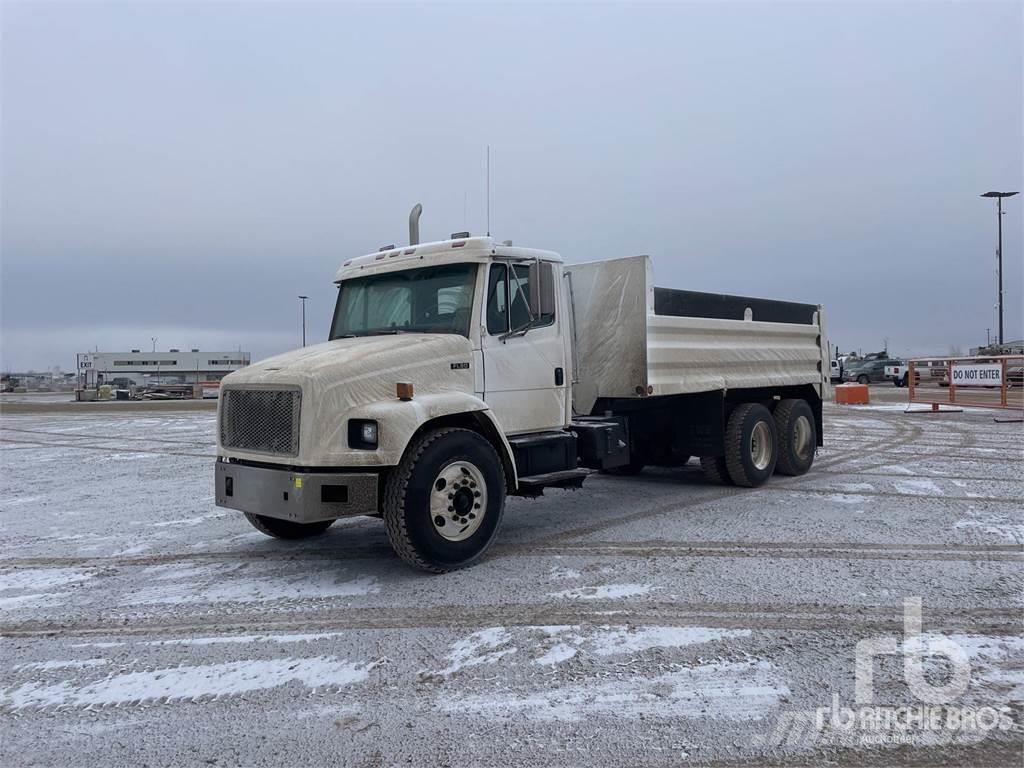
(215, 459), (379, 523)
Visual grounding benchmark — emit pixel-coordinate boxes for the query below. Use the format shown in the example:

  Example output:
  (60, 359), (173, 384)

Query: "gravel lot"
(1, 391), (1021, 767)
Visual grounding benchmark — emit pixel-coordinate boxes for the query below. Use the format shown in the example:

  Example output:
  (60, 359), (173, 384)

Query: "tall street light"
(981, 191), (1019, 346)
(298, 296), (309, 347)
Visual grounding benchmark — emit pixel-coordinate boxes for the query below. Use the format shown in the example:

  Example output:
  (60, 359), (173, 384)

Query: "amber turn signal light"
(396, 382), (414, 401)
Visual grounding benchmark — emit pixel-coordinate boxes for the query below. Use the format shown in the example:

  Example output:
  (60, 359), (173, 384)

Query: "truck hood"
(224, 334), (475, 396)
(220, 334), (479, 465)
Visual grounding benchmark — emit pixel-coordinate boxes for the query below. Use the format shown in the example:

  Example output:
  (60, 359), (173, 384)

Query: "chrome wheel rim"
(792, 415), (812, 459)
(750, 421), (773, 471)
(430, 461), (486, 541)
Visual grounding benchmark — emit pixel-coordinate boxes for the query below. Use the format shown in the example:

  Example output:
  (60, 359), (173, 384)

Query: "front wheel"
(724, 403), (778, 487)
(857, 375), (869, 385)
(382, 428), (506, 573)
(244, 513), (334, 540)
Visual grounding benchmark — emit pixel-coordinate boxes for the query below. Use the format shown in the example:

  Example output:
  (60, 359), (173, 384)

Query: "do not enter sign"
(950, 364), (1003, 387)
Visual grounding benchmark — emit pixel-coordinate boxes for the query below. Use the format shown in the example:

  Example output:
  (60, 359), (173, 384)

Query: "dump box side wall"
(567, 255), (827, 415)
(646, 314), (824, 397)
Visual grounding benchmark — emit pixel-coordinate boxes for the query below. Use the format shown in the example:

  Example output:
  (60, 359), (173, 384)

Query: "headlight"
(348, 419), (378, 449)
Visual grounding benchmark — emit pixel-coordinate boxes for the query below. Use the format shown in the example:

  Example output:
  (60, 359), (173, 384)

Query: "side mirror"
(528, 261), (556, 318)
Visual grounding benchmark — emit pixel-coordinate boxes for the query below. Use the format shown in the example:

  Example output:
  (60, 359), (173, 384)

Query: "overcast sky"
(2, 1), (1021, 371)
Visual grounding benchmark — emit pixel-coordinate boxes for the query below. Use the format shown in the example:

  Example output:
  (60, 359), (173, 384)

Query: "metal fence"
(907, 355), (1024, 411)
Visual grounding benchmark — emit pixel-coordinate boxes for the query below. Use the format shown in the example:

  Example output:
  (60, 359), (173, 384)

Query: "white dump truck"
(216, 208), (828, 572)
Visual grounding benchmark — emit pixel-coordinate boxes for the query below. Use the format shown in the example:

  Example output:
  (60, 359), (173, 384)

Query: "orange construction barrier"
(835, 383), (869, 405)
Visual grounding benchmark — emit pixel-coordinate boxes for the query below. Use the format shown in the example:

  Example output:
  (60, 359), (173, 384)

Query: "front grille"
(220, 388), (301, 456)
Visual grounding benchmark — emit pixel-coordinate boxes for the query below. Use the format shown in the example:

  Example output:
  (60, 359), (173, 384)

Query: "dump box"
(566, 255), (828, 415)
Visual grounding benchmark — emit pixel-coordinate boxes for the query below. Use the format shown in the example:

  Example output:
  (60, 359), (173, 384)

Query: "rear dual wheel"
(702, 399), (815, 486)
(724, 403), (778, 487)
(772, 399), (816, 476)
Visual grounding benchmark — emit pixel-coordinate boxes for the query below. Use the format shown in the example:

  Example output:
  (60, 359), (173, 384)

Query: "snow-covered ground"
(1, 395), (1021, 766)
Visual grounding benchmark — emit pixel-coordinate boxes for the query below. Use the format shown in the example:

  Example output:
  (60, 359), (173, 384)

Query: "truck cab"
(216, 214), (826, 573)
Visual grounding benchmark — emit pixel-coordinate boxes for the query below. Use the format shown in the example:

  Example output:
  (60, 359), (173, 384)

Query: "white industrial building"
(77, 349), (251, 387)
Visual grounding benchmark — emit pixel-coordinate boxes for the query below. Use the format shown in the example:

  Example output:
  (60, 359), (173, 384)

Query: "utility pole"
(298, 296), (309, 347)
(981, 191), (1019, 346)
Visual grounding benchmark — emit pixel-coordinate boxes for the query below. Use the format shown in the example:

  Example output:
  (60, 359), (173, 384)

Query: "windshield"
(330, 263), (478, 338)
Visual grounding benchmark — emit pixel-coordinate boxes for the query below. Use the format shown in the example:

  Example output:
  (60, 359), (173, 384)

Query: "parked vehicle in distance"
(214, 208), (828, 572)
(830, 359), (843, 383)
(843, 358), (896, 384)
(884, 361), (920, 387)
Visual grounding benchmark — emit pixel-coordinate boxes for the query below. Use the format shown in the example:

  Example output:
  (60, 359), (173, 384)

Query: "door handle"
(555, 367), (564, 386)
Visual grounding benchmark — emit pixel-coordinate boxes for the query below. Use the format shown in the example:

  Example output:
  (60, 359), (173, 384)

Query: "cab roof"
(335, 235), (561, 282)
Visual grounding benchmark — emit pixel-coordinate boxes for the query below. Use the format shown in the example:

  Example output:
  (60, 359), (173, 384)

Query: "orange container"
(835, 383), (869, 405)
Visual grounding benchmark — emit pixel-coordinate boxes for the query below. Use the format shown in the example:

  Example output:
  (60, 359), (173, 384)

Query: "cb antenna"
(486, 145), (491, 236)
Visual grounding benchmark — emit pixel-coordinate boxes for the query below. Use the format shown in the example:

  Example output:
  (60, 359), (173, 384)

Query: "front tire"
(724, 403), (778, 487)
(244, 513), (333, 540)
(857, 374), (869, 385)
(773, 399), (816, 476)
(382, 428), (506, 573)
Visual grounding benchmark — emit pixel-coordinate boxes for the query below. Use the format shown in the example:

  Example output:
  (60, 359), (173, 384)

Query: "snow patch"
(14, 659), (110, 671)
(439, 659), (788, 722)
(875, 465), (917, 476)
(130, 570), (379, 605)
(1, 656), (379, 710)
(534, 625), (750, 666)
(825, 494), (868, 505)
(426, 628), (516, 677)
(0, 568), (94, 592)
(143, 632), (347, 647)
(954, 509), (1023, 543)
(548, 567), (582, 580)
(893, 478), (942, 495)
(547, 583), (653, 600)
(838, 482), (875, 493)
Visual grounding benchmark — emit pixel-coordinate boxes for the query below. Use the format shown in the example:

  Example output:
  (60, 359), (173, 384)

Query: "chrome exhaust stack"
(409, 203), (423, 246)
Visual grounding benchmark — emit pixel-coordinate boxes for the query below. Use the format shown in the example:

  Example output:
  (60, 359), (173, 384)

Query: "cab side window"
(486, 264), (509, 335)
(509, 265), (533, 330)
(486, 262), (556, 336)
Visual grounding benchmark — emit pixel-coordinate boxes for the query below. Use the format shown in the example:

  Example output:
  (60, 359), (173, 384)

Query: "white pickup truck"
(216, 208), (828, 572)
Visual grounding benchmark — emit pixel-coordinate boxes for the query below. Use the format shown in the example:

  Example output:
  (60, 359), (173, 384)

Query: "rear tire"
(382, 428), (505, 573)
(773, 399), (816, 476)
(724, 403), (777, 487)
(244, 513), (333, 540)
(699, 455), (733, 485)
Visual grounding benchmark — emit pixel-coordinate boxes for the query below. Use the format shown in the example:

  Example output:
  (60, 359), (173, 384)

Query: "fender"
(342, 392), (518, 487)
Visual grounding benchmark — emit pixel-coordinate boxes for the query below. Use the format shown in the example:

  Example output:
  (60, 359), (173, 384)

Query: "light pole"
(981, 191), (1018, 346)
(298, 296), (309, 347)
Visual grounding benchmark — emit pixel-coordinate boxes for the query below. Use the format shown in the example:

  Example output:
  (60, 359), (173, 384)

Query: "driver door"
(480, 262), (568, 435)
